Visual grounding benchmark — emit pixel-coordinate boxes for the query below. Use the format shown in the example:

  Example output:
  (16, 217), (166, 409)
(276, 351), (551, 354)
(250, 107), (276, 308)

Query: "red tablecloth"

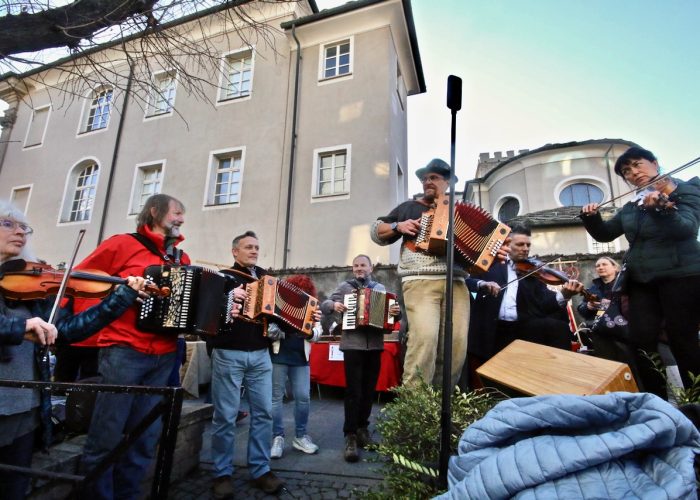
(309, 342), (402, 391)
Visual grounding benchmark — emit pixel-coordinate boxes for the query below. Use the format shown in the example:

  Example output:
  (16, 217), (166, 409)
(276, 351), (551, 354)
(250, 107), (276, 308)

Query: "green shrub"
(361, 380), (499, 499)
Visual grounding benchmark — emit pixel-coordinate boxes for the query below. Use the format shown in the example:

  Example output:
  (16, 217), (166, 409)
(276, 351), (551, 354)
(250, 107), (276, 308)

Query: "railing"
(0, 379), (183, 499)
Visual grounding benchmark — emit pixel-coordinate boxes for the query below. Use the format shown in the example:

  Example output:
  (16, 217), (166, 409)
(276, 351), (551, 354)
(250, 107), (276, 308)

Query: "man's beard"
(166, 224), (181, 238)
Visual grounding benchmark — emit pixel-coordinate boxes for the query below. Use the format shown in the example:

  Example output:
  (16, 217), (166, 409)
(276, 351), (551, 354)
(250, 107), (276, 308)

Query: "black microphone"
(446, 75), (462, 112)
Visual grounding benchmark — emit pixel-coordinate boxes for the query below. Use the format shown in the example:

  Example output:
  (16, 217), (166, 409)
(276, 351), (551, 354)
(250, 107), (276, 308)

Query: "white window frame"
(10, 184), (33, 213)
(395, 62), (406, 111)
(58, 158), (101, 225)
(23, 104), (51, 149)
(318, 36), (354, 84)
(311, 144), (351, 201)
(76, 86), (113, 136)
(494, 194), (523, 222)
(145, 70), (177, 119)
(127, 160), (166, 216)
(203, 147), (246, 210)
(217, 47), (255, 105)
(586, 232), (620, 254)
(554, 176), (608, 207)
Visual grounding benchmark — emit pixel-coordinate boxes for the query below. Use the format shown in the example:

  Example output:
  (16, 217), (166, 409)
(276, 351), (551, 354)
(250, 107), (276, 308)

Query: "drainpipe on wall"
(97, 64), (134, 244)
(282, 24), (302, 269)
(603, 143), (616, 207)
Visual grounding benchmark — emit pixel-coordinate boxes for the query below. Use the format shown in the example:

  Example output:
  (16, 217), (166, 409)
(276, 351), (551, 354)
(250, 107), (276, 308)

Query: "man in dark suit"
(465, 225), (584, 387)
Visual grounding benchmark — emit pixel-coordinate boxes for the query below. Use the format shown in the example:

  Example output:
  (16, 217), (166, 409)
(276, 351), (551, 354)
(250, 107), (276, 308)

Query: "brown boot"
(212, 475), (234, 499)
(344, 433), (359, 462)
(356, 427), (376, 449)
(251, 471), (283, 494)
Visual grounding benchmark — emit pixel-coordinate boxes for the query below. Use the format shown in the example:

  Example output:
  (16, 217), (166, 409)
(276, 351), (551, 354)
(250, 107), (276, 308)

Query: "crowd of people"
(1, 144), (699, 499)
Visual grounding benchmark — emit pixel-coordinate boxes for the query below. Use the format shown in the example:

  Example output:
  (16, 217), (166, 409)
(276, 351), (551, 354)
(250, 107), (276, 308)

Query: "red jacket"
(72, 225), (191, 354)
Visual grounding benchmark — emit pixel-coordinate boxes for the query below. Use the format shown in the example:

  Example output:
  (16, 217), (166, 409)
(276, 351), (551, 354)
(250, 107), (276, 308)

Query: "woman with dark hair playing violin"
(581, 146), (700, 398)
(0, 199), (146, 500)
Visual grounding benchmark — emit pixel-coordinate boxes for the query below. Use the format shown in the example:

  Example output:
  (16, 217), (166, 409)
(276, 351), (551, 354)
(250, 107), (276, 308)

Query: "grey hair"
(0, 199), (35, 262)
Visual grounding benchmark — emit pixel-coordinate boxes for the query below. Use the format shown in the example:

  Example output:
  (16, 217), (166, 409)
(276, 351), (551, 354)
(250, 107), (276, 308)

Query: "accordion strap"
(129, 233), (181, 264)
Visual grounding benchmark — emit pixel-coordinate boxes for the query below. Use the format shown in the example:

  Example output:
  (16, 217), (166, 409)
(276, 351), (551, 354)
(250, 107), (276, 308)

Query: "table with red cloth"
(309, 342), (402, 391)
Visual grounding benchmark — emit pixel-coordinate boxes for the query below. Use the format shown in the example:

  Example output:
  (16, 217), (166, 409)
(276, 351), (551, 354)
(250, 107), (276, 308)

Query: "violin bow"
(37, 230), (87, 368)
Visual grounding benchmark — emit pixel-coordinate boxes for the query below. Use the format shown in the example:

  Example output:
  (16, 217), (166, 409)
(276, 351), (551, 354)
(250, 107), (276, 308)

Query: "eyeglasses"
(0, 218), (34, 235)
(420, 174), (445, 184)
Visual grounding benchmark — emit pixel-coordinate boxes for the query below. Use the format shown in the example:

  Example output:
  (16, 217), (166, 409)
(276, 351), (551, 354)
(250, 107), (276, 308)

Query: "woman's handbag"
(590, 294), (630, 342)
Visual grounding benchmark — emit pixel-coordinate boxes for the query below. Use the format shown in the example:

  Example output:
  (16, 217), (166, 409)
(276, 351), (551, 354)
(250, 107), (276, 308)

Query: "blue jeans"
(81, 345), (175, 500)
(211, 348), (272, 479)
(271, 363), (310, 438)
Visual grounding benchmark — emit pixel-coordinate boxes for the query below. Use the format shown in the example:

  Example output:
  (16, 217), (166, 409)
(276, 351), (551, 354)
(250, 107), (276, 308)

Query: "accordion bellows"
(416, 196), (510, 272)
(242, 276), (318, 336)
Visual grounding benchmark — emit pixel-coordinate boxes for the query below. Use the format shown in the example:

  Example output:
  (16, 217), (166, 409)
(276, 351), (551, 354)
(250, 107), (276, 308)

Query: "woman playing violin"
(581, 146), (700, 397)
(0, 199), (146, 500)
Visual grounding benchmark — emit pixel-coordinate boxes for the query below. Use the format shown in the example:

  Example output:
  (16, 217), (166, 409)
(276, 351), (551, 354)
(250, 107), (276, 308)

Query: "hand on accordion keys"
(229, 284), (246, 320)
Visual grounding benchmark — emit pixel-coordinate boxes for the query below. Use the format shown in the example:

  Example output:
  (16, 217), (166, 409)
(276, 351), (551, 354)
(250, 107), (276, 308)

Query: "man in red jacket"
(78, 194), (190, 499)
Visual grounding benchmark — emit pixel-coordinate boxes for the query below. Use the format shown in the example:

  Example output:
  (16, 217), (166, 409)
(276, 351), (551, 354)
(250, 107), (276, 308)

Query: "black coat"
(467, 262), (568, 360)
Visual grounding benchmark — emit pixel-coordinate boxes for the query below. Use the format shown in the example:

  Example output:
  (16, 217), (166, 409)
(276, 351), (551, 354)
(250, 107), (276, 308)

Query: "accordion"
(137, 265), (236, 336)
(242, 276), (319, 336)
(415, 196), (510, 272)
(342, 288), (397, 331)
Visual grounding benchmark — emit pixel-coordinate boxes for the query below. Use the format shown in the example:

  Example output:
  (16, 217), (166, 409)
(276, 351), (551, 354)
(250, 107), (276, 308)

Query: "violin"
(513, 257), (599, 302)
(637, 175), (677, 211)
(0, 259), (169, 300)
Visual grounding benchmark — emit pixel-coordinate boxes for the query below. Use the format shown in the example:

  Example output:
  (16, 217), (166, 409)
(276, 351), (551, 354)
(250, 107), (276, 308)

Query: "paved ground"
(169, 385), (388, 499)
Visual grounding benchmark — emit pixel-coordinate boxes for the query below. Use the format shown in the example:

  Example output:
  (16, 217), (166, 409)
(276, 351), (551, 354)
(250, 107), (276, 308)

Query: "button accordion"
(342, 288), (397, 331)
(415, 195), (510, 272)
(241, 275), (319, 336)
(137, 265), (238, 336)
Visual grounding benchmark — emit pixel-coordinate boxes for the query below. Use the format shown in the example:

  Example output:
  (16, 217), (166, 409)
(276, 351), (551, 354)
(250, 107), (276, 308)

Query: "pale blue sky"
(329, 0), (700, 194)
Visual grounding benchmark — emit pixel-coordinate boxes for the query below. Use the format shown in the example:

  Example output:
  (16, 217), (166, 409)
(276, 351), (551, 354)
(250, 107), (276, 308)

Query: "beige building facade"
(0, 0), (424, 270)
(464, 139), (639, 256)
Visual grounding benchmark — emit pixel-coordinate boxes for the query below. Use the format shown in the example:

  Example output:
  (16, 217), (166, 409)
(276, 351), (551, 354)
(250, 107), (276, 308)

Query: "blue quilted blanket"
(436, 392), (699, 499)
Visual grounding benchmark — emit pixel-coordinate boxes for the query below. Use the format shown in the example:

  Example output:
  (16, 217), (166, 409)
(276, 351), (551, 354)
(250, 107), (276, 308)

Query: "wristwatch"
(390, 222), (400, 234)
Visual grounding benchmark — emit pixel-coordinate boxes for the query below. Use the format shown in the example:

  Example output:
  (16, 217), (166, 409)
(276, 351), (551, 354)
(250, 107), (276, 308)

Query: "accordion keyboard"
(342, 293), (358, 330)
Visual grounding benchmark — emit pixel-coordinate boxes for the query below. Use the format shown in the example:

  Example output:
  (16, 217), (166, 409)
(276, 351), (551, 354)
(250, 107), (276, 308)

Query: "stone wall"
(28, 400), (212, 499)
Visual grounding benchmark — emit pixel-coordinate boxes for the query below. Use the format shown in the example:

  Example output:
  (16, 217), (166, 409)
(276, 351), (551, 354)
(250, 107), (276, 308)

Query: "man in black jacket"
(466, 225), (583, 386)
(209, 231), (283, 498)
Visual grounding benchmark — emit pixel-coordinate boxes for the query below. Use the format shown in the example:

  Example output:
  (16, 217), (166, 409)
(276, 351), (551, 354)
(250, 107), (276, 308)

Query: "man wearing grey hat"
(370, 158), (469, 389)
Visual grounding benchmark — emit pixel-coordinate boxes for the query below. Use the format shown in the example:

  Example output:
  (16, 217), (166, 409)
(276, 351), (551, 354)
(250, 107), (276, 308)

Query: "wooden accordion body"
(342, 289), (397, 331)
(137, 265), (236, 336)
(242, 276), (318, 336)
(416, 195), (510, 272)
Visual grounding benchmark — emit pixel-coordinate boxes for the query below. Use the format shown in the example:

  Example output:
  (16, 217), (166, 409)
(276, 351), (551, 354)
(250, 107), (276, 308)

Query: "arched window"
(81, 86), (113, 133)
(61, 161), (100, 222)
(559, 183), (603, 206)
(497, 197), (520, 222)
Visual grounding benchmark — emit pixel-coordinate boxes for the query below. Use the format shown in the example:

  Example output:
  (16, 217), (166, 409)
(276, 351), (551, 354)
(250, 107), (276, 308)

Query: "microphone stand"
(439, 75), (462, 488)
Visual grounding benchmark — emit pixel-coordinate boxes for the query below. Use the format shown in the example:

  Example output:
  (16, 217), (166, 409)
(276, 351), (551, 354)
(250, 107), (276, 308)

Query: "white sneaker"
(271, 436), (284, 459)
(292, 435), (319, 454)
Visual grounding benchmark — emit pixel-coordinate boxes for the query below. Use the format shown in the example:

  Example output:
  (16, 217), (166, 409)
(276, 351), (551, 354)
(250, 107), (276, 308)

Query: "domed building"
(464, 139), (638, 256)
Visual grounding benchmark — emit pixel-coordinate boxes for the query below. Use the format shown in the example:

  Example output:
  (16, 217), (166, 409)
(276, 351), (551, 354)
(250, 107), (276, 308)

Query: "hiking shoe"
(271, 435), (285, 459)
(292, 434), (319, 454)
(251, 471), (283, 494)
(356, 427), (375, 449)
(344, 433), (359, 462)
(212, 475), (234, 499)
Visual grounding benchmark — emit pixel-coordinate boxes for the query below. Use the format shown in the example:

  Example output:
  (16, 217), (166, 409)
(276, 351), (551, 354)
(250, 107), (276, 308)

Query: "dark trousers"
(342, 349), (381, 435)
(495, 318), (572, 353)
(53, 344), (99, 382)
(627, 275), (700, 397)
(0, 430), (34, 500)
